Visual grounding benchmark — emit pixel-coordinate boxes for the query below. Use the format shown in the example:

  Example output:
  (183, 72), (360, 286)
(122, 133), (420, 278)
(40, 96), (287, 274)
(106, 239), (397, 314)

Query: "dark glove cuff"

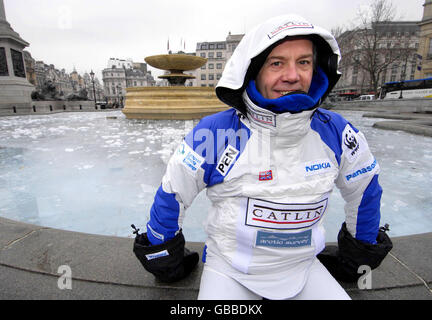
(133, 229), (198, 283)
(318, 223), (393, 283)
(338, 222), (393, 270)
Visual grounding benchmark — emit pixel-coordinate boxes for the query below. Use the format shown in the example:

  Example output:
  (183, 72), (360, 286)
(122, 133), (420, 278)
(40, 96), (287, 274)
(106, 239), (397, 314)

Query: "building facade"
(102, 58), (155, 105)
(22, 49), (103, 101)
(415, 0), (432, 78)
(195, 32), (244, 87)
(333, 21), (420, 99)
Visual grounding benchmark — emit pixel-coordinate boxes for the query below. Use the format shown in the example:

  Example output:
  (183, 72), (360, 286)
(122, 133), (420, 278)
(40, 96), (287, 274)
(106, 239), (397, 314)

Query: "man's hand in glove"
(131, 224), (199, 283)
(317, 223), (392, 283)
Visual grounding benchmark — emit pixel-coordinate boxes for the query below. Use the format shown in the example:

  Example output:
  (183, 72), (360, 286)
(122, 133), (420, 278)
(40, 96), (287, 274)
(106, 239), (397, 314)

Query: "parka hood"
(215, 14), (341, 115)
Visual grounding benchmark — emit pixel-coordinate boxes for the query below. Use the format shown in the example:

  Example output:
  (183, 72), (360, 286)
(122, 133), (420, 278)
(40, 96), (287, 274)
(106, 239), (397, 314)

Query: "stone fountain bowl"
(145, 54), (207, 72)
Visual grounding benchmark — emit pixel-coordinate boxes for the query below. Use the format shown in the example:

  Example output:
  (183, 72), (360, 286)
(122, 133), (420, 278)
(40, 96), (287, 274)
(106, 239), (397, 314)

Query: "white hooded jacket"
(146, 15), (382, 299)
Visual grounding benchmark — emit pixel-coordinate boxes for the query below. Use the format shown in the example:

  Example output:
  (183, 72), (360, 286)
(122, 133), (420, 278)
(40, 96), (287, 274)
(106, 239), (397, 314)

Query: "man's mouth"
(277, 90), (307, 97)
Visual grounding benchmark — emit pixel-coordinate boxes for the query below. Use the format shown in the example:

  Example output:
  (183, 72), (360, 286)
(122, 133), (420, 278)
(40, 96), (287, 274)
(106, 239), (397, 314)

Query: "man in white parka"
(131, 14), (392, 300)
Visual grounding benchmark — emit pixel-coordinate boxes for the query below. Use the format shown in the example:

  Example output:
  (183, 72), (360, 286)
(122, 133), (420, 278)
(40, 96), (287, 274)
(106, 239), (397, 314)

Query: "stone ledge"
(0, 216), (431, 300)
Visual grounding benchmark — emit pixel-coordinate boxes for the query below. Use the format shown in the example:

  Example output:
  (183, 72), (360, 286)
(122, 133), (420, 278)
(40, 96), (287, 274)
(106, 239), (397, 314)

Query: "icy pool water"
(0, 110), (431, 242)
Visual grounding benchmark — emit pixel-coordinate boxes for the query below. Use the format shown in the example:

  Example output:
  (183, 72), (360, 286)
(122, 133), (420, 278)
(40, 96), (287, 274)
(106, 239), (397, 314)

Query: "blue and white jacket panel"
(147, 100), (382, 251)
(146, 97), (382, 299)
(147, 108), (250, 245)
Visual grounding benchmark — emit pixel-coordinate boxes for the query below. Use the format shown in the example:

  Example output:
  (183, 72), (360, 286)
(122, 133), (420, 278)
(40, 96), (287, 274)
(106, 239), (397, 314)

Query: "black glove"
(317, 222), (393, 282)
(131, 224), (199, 283)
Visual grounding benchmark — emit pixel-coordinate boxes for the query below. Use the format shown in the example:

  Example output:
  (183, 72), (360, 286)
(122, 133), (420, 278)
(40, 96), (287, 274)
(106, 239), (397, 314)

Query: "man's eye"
(299, 60), (311, 65)
(270, 61), (281, 67)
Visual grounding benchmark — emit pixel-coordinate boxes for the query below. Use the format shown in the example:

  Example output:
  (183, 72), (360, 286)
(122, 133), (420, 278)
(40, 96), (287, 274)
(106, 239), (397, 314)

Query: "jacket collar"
(242, 90), (314, 139)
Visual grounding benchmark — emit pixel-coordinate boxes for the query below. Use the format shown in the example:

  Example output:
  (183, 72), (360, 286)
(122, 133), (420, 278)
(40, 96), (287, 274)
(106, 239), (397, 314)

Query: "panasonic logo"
(345, 159), (378, 183)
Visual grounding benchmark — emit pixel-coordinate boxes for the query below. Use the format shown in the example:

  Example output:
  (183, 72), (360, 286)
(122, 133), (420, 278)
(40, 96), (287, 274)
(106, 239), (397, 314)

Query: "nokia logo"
(305, 162), (331, 172)
(304, 159), (333, 177)
(216, 145), (239, 176)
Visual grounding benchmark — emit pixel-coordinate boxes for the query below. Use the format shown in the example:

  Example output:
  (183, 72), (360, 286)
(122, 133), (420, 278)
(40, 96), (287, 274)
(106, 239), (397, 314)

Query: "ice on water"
(0, 110), (431, 242)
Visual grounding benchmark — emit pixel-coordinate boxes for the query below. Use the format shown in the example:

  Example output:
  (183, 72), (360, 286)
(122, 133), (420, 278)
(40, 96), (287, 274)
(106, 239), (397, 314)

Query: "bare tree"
(339, 0), (415, 95)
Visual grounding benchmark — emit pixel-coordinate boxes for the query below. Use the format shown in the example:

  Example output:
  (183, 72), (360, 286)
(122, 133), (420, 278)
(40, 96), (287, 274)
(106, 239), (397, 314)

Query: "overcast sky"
(3, 0), (426, 80)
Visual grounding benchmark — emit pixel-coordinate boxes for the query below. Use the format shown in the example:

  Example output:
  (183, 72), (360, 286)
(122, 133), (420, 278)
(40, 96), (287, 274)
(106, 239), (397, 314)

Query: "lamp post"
(90, 70), (97, 109)
(116, 84), (121, 108)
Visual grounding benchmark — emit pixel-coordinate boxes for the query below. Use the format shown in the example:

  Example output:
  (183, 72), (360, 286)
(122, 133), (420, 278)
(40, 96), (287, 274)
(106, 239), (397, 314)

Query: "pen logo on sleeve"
(216, 145), (239, 176)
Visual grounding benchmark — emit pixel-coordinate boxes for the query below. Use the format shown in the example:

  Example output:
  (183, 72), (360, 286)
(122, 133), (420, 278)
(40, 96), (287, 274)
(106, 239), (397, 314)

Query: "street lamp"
(116, 84), (121, 108)
(89, 70), (97, 109)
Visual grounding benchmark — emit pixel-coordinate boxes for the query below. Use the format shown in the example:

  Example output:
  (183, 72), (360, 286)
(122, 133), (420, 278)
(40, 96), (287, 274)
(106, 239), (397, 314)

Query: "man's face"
(255, 39), (314, 100)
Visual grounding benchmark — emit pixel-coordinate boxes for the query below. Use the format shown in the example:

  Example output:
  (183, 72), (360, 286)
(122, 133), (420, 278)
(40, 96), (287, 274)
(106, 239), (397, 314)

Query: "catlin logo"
(216, 145), (239, 176)
(246, 198), (328, 230)
(268, 21), (314, 39)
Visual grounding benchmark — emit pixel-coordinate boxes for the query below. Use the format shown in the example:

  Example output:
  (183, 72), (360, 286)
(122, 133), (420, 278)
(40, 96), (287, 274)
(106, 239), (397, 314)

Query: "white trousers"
(198, 259), (351, 300)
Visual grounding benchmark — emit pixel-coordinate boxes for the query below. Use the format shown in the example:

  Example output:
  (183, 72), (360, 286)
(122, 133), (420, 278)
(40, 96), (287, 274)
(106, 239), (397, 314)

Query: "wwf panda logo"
(344, 129), (358, 150)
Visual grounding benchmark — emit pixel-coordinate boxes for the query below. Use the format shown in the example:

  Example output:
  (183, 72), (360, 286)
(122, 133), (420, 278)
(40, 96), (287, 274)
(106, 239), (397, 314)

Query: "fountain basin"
(122, 86), (229, 120)
(145, 54), (206, 72)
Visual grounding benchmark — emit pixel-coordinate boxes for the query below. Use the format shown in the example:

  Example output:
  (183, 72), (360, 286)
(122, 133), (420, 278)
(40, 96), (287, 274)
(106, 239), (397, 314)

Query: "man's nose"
(281, 64), (300, 82)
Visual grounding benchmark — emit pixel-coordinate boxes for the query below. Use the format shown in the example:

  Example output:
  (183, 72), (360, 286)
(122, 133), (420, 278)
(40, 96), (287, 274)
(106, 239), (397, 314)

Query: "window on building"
(209, 44), (215, 49)
(0, 47), (8, 76)
(209, 74), (214, 80)
(201, 74), (206, 80)
(200, 53), (206, 58)
(209, 64), (214, 69)
(428, 39), (432, 57)
(200, 44), (207, 50)
(217, 43), (225, 49)
(217, 52), (222, 58)
(201, 65), (206, 70)
(216, 63), (222, 69)
(208, 52), (214, 58)
(217, 73), (222, 80)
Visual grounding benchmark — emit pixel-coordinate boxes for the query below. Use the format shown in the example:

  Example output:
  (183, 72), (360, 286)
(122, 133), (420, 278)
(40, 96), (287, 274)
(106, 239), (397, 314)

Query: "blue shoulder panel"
(147, 109), (251, 245)
(184, 108), (251, 187)
(310, 108), (359, 165)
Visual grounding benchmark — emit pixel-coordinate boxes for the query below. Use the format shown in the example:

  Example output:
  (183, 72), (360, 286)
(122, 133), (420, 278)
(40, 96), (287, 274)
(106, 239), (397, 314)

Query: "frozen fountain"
(122, 53), (228, 120)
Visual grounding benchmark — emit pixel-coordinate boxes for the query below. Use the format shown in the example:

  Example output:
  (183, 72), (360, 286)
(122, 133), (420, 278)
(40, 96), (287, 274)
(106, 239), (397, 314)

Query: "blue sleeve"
(146, 109), (250, 245)
(311, 108), (382, 244)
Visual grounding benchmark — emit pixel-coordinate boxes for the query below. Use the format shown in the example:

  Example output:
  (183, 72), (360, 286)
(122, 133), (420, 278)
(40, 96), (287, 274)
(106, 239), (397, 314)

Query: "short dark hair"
(246, 36), (317, 82)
